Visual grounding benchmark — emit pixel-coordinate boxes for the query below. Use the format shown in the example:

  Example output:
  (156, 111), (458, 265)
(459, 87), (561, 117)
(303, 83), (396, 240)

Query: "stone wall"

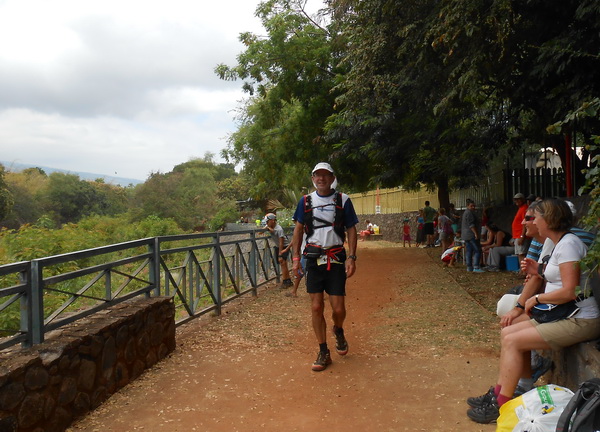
(357, 212), (419, 243)
(548, 341), (600, 391)
(0, 297), (176, 432)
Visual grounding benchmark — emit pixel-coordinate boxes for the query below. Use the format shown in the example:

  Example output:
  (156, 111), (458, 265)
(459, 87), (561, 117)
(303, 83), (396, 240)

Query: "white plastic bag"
(496, 384), (574, 432)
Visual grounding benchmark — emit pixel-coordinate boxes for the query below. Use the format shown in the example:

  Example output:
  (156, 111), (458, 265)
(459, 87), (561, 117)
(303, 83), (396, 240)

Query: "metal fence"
(0, 229), (280, 351)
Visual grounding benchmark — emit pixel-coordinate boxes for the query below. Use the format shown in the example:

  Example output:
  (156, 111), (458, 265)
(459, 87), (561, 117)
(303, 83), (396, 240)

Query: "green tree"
(215, 0), (345, 200)
(325, 0), (507, 208)
(0, 164), (14, 223)
(2, 168), (48, 228)
(131, 157), (236, 231)
(41, 173), (108, 224)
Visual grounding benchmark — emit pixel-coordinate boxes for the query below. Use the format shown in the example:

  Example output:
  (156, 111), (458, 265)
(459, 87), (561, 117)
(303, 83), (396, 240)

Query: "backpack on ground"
(556, 378), (600, 432)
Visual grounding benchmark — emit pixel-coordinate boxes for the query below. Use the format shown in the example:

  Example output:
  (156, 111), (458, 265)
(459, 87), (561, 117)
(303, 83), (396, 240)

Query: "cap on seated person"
(513, 193), (525, 199)
(265, 213), (277, 220)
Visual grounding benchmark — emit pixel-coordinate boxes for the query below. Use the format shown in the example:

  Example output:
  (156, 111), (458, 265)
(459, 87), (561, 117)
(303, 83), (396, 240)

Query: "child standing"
(415, 210), (424, 247)
(402, 218), (412, 247)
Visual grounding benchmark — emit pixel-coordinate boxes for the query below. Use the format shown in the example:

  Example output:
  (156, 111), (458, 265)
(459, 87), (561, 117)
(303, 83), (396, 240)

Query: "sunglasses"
(524, 215), (536, 221)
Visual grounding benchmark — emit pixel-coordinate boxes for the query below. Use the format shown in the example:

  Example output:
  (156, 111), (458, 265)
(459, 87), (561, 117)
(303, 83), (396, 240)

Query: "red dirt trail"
(68, 244), (499, 432)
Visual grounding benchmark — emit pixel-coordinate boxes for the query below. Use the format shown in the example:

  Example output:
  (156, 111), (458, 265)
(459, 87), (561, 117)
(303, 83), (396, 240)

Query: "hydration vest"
(303, 192), (346, 243)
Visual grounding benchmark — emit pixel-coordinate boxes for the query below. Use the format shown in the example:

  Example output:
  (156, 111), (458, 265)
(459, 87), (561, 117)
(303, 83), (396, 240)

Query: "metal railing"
(0, 229), (280, 350)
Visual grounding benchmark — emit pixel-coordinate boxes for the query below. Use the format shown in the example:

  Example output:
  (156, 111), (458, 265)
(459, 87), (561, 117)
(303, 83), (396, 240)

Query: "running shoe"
(332, 326), (349, 355)
(467, 398), (499, 424)
(312, 350), (332, 372)
(467, 387), (494, 408)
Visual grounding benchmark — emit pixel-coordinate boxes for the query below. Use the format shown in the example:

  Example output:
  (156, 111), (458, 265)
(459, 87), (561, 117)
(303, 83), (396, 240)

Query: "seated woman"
(466, 198), (600, 424)
(359, 220), (374, 241)
(480, 223), (510, 269)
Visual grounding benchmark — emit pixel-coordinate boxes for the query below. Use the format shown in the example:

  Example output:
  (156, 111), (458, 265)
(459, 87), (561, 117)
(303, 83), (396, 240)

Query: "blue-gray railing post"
(149, 237), (160, 297)
(19, 263), (32, 348)
(250, 230), (257, 296)
(213, 233), (221, 315)
(105, 269), (111, 301)
(30, 260), (44, 345)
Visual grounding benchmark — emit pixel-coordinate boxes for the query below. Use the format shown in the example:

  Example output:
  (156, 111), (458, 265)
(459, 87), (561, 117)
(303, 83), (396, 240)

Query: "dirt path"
(68, 243), (504, 432)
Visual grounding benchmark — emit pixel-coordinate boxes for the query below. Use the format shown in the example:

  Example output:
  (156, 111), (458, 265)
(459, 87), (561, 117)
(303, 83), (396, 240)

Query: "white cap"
(496, 294), (520, 317)
(265, 213), (276, 220)
(312, 162), (334, 175)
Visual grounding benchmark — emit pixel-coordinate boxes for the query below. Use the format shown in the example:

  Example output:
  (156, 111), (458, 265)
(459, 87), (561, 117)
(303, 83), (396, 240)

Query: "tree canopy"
(216, 0), (600, 210)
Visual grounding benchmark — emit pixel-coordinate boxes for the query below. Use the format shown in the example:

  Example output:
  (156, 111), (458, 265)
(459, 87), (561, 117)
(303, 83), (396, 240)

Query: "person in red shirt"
(512, 193), (529, 265)
(486, 193), (528, 272)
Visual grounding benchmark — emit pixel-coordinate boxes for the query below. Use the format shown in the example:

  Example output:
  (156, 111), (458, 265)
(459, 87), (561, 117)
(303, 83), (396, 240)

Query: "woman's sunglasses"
(524, 215), (536, 221)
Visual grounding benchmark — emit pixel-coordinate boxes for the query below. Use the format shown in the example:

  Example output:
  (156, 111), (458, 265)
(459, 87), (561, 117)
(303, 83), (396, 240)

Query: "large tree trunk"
(436, 176), (450, 212)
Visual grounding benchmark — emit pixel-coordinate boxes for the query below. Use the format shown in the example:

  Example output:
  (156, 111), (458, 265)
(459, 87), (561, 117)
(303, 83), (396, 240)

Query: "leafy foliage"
(216, 0), (347, 200)
(0, 164), (14, 222)
(548, 98), (600, 272)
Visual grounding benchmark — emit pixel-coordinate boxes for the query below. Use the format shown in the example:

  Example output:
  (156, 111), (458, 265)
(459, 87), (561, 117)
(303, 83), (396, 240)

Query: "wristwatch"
(348, 255), (357, 261)
(535, 294), (541, 304)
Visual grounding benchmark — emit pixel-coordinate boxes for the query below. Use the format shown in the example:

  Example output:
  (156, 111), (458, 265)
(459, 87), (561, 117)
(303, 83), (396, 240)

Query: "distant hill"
(1, 161), (144, 187)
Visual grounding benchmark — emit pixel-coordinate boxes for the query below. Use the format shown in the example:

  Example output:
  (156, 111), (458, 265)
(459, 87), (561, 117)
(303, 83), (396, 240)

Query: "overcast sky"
(0, 0), (321, 181)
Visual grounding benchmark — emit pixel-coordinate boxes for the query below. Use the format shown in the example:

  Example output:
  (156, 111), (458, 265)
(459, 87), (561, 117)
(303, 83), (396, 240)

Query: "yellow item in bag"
(496, 384), (574, 432)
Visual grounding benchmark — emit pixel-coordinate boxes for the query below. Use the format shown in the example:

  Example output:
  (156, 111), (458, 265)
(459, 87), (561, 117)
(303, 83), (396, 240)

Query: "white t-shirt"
(293, 191), (359, 249)
(542, 234), (598, 318)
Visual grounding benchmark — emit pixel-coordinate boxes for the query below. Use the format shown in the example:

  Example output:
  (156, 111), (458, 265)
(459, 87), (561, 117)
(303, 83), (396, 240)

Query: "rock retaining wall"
(548, 341), (600, 391)
(0, 297), (176, 432)
(357, 212), (418, 243)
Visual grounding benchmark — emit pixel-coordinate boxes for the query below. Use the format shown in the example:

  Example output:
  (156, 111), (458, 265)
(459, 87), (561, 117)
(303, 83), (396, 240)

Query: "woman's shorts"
(423, 223), (434, 235)
(305, 259), (346, 296)
(532, 317), (600, 350)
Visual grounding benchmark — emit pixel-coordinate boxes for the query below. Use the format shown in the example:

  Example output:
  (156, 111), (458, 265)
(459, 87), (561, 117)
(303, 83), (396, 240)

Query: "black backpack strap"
(303, 194), (313, 238)
(333, 191), (346, 242)
(303, 192), (346, 243)
(556, 388), (584, 431)
(556, 379), (600, 432)
(570, 379), (600, 431)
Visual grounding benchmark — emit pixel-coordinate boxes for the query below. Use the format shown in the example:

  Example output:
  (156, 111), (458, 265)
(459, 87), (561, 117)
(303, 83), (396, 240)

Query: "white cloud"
(0, 0), (284, 180)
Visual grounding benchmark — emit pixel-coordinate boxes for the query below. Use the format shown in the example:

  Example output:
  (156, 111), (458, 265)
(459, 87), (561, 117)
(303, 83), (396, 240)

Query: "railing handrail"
(0, 228), (280, 351)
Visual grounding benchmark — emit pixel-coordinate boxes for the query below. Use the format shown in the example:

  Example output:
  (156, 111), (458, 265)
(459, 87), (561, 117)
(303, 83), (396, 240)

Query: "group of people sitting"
(464, 197), (599, 424)
(457, 193), (541, 273)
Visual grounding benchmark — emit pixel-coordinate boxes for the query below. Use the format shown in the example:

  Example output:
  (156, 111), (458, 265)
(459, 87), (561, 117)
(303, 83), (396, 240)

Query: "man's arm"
(291, 221), (305, 277)
(345, 225), (357, 278)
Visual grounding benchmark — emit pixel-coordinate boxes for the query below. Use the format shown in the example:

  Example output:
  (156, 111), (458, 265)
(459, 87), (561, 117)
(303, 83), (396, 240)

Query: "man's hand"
(345, 259), (356, 278)
(292, 260), (304, 278)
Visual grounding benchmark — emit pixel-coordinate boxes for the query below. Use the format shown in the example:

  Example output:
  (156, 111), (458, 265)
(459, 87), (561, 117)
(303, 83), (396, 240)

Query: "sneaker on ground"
(467, 387), (495, 408)
(486, 266), (500, 272)
(312, 350), (332, 372)
(473, 268), (485, 273)
(466, 398), (499, 424)
(333, 326), (349, 355)
(281, 279), (293, 288)
(468, 386), (527, 408)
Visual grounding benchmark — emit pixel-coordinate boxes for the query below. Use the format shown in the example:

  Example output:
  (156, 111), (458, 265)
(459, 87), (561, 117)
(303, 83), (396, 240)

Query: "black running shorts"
(305, 260), (346, 296)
